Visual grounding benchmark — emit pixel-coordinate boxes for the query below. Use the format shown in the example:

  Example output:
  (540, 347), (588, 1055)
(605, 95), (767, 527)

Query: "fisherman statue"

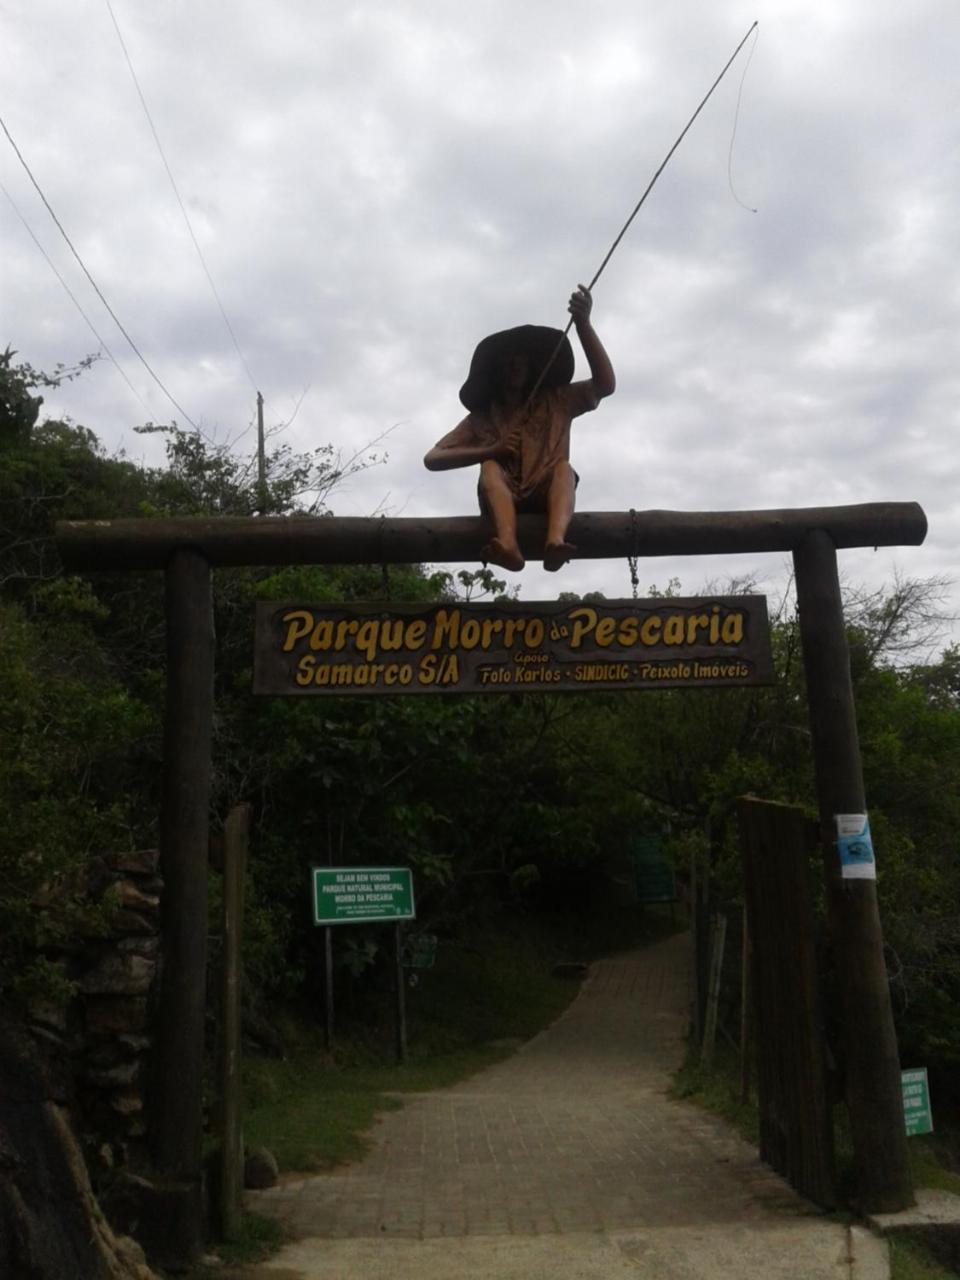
(424, 285), (616, 572)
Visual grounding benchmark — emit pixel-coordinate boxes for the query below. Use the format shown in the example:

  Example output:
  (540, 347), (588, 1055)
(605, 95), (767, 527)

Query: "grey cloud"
(1, 0), (956, 636)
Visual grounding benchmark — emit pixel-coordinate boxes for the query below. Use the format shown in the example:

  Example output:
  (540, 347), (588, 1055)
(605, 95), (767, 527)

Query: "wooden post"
(793, 529), (913, 1212)
(151, 547), (215, 1264)
(739, 908), (751, 1105)
(694, 821), (712, 1044)
(700, 912), (727, 1067)
(690, 841), (701, 1046)
(394, 924), (407, 1064)
(324, 926), (334, 1053)
(221, 803), (250, 1241)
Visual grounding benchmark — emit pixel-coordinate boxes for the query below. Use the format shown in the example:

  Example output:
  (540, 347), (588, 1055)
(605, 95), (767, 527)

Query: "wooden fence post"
(689, 842), (701, 1046)
(739, 909), (751, 1105)
(150, 547), (215, 1265)
(394, 924), (408, 1064)
(324, 926), (335, 1053)
(793, 529), (913, 1212)
(739, 797), (835, 1207)
(221, 803), (251, 1240)
(700, 913), (727, 1067)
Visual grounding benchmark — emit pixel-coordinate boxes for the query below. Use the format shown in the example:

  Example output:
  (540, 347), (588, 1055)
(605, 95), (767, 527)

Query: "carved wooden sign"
(253, 597), (774, 696)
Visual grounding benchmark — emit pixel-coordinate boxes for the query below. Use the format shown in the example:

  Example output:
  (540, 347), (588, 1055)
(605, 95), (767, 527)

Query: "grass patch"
(889, 1237), (957, 1280)
(242, 1045), (526, 1172)
(670, 1043), (760, 1144)
(187, 1211), (285, 1277)
(909, 1138), (960, 1195)
(243, 1055), (403, 1170)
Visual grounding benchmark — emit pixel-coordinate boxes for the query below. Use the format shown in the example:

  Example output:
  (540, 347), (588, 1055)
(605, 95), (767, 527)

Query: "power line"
(0, 109), (200, 429)
(104, 0), (261, 397)
(1, 178), (150, 413)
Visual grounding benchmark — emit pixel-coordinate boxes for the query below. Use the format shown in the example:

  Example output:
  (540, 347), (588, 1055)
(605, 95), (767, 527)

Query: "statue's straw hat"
(459, 325), (574, 412)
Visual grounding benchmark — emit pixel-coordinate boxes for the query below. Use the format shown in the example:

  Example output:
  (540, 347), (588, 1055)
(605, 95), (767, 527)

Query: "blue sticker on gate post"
(835, 813), (876, 880)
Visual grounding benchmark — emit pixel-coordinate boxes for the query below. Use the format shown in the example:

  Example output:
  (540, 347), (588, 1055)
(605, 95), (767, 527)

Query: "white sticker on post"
(835, 813), (876, 880)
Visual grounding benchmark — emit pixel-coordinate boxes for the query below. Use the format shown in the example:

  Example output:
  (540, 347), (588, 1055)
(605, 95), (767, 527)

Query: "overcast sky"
(2, 1), (957, 647)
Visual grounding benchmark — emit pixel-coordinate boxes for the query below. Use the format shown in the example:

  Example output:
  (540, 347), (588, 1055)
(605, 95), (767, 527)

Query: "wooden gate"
(738, 796), (835, 1208)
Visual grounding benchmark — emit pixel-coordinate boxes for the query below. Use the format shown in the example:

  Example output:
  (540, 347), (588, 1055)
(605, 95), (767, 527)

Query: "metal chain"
(379, 515), (391, 599)
(627, 508), (640, 599)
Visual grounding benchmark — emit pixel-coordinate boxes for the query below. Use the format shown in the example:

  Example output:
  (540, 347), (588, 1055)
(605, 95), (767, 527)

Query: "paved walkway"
(246, 933), (888, 1279)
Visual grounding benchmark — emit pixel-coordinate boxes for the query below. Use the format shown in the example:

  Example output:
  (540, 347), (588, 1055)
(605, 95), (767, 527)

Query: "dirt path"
(244, 932), (887, 1278)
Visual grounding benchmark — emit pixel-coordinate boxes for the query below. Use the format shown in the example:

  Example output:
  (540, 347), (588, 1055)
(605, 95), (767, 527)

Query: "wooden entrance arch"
(57, 500), (926, 1263)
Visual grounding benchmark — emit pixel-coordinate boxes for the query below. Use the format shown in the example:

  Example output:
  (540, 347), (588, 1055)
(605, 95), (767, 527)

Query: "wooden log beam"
(56, 501), (927, 571)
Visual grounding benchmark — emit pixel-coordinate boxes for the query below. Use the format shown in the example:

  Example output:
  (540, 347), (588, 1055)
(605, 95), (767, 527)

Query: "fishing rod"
(526, 19), (759, 407)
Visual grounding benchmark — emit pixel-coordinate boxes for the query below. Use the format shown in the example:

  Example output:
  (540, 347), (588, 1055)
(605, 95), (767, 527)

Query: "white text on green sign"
(312, 867), (415, 926)
(901, 1068), (933, 1137)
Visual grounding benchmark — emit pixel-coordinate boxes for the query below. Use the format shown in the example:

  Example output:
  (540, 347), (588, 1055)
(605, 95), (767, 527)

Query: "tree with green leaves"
(2, 343), (959, 1101)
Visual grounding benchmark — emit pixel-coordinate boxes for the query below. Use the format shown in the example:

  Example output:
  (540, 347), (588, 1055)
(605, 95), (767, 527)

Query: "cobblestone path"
(254, 932), (809, 1234)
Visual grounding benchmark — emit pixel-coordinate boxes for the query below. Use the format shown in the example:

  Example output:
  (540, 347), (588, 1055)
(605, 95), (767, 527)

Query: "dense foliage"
(1, 348), (958, 1088)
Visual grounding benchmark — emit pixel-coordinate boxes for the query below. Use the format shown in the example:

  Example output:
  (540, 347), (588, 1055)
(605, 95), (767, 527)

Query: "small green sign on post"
(312, 866), (415, 926)
(402, 934), (438, 970)
(632, 835), (675, 904)
(901, 1068), (933, 1137)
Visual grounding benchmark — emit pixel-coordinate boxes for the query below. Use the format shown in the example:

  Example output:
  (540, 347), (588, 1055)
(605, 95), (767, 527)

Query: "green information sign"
(632, 835), (676, 904)
(402, 934), (438, 970)
(902, 1068), (933, 1137)
(312, 866), (415, 926)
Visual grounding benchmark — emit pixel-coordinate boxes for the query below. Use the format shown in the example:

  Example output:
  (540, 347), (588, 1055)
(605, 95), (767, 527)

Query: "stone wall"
(3, 849), (166, 1277)
(28, 850), (163, 1179)
(0, 1015), (159, 1280)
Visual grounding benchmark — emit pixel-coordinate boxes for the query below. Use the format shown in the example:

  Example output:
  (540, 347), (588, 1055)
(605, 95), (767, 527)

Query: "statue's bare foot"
(543, 540), (575, 572)
(483, 537), (525, 572)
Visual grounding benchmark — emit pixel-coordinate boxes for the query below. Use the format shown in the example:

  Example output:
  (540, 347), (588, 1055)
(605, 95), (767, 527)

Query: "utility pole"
(256, 391), (266, 515)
